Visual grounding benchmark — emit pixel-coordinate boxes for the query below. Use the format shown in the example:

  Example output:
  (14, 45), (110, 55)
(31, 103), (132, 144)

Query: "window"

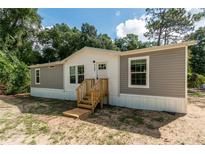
(69, 65), (85, 84)
(128, 56), (149, 88)
(35, 68), (40, 84)
(98, 64), (106, 70)
(77, 65), (84, 83)
(70, 66), (76, 84)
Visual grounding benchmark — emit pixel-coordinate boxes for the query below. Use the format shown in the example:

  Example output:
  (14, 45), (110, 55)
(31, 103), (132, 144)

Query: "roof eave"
(120, 41), (196, 56)
(29, 61), (64, 68)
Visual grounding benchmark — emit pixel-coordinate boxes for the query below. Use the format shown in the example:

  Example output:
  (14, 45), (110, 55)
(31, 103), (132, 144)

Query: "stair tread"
(63, 108), (91, 119)
(81, 98), (92, 103)
(78, 103), (93, 109)
(83, 95), (91, 100)
(80, 102), (92, 105)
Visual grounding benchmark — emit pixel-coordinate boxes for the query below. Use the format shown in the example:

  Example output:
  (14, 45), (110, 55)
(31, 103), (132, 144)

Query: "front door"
(96, 63), (107, 79)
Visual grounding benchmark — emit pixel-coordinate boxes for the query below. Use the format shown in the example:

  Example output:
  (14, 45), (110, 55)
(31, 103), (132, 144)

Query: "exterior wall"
(30, 47), (187, 113)
(120, 47), (186, 98)
(31, 64), (64, 89)
(64, 50), (120, 100)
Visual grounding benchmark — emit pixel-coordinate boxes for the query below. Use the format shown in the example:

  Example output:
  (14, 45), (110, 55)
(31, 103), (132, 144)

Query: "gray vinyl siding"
(31, 64), (64, 89)
(120, 47), (186, 98)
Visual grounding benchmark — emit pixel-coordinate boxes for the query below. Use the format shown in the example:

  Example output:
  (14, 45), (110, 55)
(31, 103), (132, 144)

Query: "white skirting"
(31, 87), (187, 113)
(31, 87), (66, 100)
(109, 94), (187, 113)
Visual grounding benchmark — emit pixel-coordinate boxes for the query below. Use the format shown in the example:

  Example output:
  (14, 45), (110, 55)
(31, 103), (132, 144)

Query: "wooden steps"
(63, 108), (91, 119)
(63, 79), (108, 119)
(83, 95), (91, 101)
(76, 79), (108, 113)
(78, 103), (93, 110)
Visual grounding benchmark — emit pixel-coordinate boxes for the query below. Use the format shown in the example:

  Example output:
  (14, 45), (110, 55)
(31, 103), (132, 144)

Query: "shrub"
(188, 72), (205, 88)
(0, 51), (30, 94)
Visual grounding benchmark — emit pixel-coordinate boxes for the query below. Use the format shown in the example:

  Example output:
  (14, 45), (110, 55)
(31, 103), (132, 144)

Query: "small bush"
(188, 73), (205, 88)
(0, 51), (30, 94)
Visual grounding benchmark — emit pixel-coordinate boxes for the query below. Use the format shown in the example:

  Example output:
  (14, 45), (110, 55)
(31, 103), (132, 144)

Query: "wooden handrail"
(76, 79), (95, 104)
(76, 78), (108, 112)
(90, 79), (108, 108)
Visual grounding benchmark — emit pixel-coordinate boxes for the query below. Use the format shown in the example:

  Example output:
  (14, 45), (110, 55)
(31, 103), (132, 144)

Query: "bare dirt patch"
(0, 92), (205, 145)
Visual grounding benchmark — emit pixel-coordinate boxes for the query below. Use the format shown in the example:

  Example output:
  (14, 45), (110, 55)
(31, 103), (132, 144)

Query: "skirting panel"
(64, 91), (76, 101)
(109, 94), (187, 113)
(31, 87), (66, 100)
(31, 87), (77, 101)
(31, 88), (187, 113)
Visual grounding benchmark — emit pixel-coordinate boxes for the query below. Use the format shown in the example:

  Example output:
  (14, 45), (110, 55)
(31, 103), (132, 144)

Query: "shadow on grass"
(84, 105), (185, 138)
(0, 95), (185, 139)
(0, 95), (76, 116)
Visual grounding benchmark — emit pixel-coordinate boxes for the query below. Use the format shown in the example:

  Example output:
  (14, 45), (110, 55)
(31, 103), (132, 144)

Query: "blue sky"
(38, 8), (205, 41)
(38, 8), (146, 40)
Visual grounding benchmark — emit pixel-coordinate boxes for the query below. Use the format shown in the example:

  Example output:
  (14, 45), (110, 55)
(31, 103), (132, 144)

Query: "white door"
(96, 63), (107, 79)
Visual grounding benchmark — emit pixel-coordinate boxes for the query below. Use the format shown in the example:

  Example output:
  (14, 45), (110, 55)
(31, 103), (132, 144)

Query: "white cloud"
(40, 25), (53, 31)
(116, 15), (148, 42)
(186, 8), (202, 14)
(195, 18), (205, 29)
(115, 10), (121, 16)
(186, 8), (205, 30)
(45, 25), (53, 29)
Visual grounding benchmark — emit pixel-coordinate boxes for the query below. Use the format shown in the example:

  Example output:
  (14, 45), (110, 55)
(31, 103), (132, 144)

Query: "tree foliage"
(115, 34), (156, 51)
(0, 8), (42, 65)
(38, 23), (119, 62)
(145, 8), (205, 45)
(0, 51), (30, 94)
(188, 73), (205, 88)
(38, 23), (81, 62)
(185, 26), (205, 75)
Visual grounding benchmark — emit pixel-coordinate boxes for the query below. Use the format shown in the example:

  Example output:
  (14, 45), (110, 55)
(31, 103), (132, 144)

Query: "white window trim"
(35, 68), (40, 85)
(128, 56), (149, 88)
(69, 65), (85, 84)
(77, 65), (85, 84)
(69, 66), (76, 84)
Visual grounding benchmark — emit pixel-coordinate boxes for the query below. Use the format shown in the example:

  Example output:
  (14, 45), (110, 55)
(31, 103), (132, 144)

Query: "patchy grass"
(29, 139), (37, 145)
(0, 117), (19, 134)
(188, 89), (205, 97)
(0, 93), (205, 144)
(49, 131), (65, 144)
(20, 114), (50, 135)
(146, 124), (155, 130)
(118, 114), (144, 125)
(189, 91), (204, 97)
(152, 117), (164, 122)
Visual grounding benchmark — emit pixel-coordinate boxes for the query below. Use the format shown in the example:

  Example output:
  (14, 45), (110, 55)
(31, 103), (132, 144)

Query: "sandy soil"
(0, 92), (205, 145)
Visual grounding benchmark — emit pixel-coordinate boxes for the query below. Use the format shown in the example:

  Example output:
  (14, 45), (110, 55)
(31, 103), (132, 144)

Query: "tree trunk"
(157, 28), (162, 46)
(164, 29), (167, 45)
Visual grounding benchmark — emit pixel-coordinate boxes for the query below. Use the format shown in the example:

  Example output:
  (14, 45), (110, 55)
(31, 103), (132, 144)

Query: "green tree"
(0, 51), (30, 94)
(80, 23), (99, 48)
(115, 34), (151, 51)
(185, 27), (205, 75)
(0, 8), (42, 65)
(145, 8), (205, 45)
(38, 23), (82, 62)
(97, 34), (118, 50)
(38, 22), (119, 62)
